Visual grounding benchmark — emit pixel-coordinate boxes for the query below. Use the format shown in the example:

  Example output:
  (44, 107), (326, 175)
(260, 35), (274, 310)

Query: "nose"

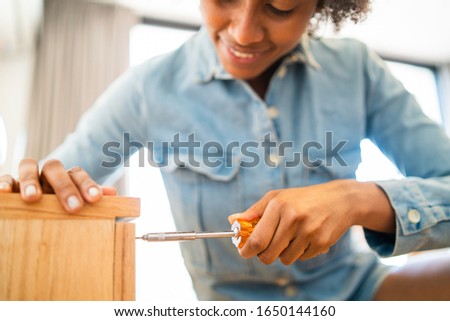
(228, 7), (264, 45)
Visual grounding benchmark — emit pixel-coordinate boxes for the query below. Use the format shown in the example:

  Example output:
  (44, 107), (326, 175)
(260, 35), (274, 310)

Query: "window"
(129, 24), (196, 67)
(128, 24), (443, 300)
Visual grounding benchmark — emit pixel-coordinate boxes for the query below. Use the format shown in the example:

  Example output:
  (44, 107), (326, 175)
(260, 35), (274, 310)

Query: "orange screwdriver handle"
(231, 218), (260, 248)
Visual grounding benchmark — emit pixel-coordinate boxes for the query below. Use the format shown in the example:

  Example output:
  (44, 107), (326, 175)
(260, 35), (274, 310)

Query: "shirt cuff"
(363, 178), (448, 257)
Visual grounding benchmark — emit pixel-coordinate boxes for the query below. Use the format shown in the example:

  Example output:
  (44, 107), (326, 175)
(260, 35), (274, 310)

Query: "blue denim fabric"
(48, 27), (450, 300)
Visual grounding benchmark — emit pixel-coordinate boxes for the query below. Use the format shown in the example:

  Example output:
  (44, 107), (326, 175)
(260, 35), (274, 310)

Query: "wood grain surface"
(0, 194), (140, 300)
(0, 194), (140, 220)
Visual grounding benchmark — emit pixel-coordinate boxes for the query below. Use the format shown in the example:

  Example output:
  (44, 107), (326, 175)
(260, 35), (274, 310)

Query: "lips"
(229, 47), (257, 59)
(220, 38), (268, 64)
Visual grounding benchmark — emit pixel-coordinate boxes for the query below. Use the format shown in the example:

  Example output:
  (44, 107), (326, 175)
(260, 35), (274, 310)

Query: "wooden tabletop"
(0, 194), (140, 220)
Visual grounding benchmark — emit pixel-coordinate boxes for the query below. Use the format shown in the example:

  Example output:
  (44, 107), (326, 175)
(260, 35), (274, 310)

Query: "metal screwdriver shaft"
(136, 218), (260, 248)
(136, 229), (238, 242)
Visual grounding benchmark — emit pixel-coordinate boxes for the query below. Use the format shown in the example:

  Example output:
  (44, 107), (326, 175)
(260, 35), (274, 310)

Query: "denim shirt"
(48, 27), (450, 300)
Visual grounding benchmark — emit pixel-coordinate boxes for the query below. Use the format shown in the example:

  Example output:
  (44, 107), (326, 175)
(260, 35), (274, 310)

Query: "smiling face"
(201, 0), (318, 81)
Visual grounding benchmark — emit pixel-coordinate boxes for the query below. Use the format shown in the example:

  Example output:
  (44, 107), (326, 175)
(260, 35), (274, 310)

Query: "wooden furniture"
(0, 194), (139, 300)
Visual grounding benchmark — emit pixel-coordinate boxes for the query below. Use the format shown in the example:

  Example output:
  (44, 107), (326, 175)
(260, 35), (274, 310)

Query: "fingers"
(239, 198), (281, 259)
(228, 190), (280, 224)
(18, 158), (42, 202)
(101, 186), (117, 196)
(231, 188), (334, 265)
(227, 212), (242, 224)
(255, 218), (299, 265)
(279, 238), (310, 265)
(41, 162), (106, 213)
(41, 160), (85, 213)
(0, 174), (18, 193)
(228, 191), (281, 257)
(67, 166), (102, 202)
(298, 243), (329, 261)
(2, 158), (109, 213)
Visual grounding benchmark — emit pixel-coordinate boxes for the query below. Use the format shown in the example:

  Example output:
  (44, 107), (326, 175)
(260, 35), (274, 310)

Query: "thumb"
(227, 190), (279, 224)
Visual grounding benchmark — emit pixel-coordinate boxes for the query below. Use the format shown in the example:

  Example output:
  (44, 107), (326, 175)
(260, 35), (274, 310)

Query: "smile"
(229, 47), (257, 59)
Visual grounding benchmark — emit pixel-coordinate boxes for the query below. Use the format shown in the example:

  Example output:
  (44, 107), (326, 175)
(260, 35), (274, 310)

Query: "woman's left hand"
(228, 179), (394, 265)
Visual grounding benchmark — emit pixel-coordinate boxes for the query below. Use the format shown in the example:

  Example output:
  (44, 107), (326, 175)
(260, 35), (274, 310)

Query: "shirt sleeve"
(42, 67), (149, 184)
(360, 41), (450, 257)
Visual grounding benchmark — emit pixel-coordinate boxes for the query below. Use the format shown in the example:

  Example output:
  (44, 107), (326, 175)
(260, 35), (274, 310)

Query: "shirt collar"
(195, 28), (321, 84)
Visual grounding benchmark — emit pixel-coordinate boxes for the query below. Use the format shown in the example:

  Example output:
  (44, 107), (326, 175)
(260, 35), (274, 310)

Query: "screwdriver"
(136, 218), (259, 248)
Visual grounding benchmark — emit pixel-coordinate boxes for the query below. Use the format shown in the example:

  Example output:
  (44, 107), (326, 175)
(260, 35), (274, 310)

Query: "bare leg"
(374, 250), (450, 300)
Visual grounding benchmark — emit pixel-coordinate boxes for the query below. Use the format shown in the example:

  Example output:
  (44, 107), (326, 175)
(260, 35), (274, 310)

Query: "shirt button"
(277, 66), (287, 78)
(408, 209), (421, 224)
(267, 106), (279, 119)
(275, 277), (289, 287)
(285, 285), (298, 297)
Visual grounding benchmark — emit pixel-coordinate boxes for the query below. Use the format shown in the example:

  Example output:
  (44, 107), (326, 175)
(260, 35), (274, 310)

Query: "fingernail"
(24, 185), (37, 197)
(88, 186), (100, 198)
(67, 195), (81, 210)
(0, 182), (10, 190)
(228, 213), (242, 218)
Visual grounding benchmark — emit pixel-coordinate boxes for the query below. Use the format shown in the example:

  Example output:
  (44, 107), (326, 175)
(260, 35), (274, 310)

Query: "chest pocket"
(159, 150), (260, 280)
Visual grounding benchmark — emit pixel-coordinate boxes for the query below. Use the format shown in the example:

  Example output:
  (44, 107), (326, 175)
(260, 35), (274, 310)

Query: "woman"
(1, 0), (450, 300)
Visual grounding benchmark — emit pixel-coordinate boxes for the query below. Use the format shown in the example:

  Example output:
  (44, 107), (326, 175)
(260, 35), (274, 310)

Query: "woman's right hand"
(0, 158), (116, 213)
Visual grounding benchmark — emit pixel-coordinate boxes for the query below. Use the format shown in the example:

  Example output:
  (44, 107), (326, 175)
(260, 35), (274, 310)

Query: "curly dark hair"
(311, 0), (371, 33)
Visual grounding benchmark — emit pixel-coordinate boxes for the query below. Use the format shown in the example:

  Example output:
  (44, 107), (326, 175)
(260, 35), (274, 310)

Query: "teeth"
(230, 48), (255, 59)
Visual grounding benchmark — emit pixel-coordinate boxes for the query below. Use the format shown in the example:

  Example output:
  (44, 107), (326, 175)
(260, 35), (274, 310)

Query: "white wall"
(0, 51), (34, 176)
(0, 0), (42, 175)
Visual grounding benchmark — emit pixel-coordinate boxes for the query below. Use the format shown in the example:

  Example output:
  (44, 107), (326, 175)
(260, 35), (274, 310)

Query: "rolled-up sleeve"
(366, 177), (450, 256)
